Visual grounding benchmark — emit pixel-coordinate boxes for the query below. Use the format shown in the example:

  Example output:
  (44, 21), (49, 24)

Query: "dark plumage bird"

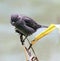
(11, 14), (48, 45)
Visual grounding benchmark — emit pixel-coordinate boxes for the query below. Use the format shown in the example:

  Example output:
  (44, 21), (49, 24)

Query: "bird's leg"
(23, 36), (27, 42)
(20, 35), (27, 45)
(20, 35), (32, 49)
(20, 34), (24, 45)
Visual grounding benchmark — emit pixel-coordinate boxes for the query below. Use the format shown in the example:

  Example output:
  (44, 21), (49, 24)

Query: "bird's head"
(11, 14), (22, 26)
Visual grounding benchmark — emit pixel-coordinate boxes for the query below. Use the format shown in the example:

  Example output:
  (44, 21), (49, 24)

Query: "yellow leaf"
(31, 24), (56, 45)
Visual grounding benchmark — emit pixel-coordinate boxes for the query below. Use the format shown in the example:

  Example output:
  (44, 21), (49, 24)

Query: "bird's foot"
(21, 40), (25, 45)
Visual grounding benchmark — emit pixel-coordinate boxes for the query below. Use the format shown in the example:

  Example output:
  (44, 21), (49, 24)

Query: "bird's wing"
(23, 16), (41, 30)
(23, 16), (36, 25)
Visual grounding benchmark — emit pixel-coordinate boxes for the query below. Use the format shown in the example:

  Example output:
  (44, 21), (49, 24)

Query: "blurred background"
(0, 0), (60, 61)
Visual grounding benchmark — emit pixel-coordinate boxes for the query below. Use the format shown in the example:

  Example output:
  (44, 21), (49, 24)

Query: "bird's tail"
(41, 25), (48, 28)
(37, 24), (48, 29)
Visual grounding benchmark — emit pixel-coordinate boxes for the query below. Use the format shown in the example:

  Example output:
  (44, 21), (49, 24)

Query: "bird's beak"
(11, 21), (15, 26)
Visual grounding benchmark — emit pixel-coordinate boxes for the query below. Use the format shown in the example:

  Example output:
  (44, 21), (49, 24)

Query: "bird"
(11, 14), (48, 45)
